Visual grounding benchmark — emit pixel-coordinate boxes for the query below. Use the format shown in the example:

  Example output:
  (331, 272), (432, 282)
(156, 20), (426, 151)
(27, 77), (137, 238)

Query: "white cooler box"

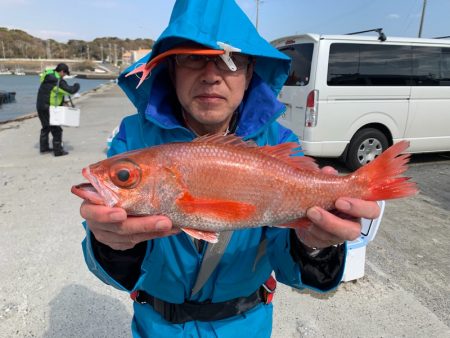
(342, 201), (385, 282)
(50, 106), (80, 127)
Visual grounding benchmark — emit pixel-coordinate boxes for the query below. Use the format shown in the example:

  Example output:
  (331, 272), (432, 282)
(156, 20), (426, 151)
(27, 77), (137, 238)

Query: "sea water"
(0, 75), (110, 122)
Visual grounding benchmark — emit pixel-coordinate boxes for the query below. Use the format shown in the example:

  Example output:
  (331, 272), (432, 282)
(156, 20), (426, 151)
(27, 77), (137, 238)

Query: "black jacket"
(36, 72), (80, 111)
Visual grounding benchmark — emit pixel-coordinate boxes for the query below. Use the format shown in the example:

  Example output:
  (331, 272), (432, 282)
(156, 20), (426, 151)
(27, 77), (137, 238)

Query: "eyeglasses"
(175, 53), (251, 72)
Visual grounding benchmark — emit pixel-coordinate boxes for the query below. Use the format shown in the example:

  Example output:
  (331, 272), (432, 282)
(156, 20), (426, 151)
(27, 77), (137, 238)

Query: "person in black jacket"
(36, 63), (80, 156)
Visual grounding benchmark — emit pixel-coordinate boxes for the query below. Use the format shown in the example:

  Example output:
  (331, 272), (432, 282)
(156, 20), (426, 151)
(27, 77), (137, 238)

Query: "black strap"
(67, 95), (75, 108)
(53, 76), (75, 107)
(52, 77), (61, 107)
(133, 289), (264, 324)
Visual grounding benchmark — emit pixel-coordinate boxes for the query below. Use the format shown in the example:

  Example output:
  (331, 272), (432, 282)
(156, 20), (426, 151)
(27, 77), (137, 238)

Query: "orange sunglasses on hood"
(126, 47), (225, 88)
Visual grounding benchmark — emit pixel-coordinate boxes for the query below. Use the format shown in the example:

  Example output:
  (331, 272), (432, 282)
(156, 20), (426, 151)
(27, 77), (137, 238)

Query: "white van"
(272, 32), (450, 170)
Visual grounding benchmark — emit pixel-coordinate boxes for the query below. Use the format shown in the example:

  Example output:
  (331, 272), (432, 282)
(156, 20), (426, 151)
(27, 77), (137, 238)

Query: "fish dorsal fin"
(193, 134), (257, 148)
(193, 134), (318, 171)
(260, 143), (320, 171)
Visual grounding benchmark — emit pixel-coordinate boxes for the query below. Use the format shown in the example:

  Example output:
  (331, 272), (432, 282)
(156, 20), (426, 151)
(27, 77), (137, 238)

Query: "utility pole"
(255, 0), (259, 31)
(87, 44), (90, 60)
(1, 41), (6, 59)
(114, 44), (118, 66)
(418, 0), (427, 38)
(100, 44), (104, 62)
(46, 40), (52, 59)
(255, 0), (265, 31)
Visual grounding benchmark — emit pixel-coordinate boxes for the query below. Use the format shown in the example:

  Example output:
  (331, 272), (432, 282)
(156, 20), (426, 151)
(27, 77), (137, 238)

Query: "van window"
(279, 43), (314, 86)
(412, 46), (450, 85)
(442, 49), (450, 81)
(327, 43), (412, 86)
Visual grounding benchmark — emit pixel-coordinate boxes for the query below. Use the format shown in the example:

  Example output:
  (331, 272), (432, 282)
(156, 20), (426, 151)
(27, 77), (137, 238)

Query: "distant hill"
(0, 27), (154, 61)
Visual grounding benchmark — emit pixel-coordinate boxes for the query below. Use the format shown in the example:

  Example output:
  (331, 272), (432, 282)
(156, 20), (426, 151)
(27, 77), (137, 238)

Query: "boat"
(13, 67), (26, 76)
(0, 67), (12, 75)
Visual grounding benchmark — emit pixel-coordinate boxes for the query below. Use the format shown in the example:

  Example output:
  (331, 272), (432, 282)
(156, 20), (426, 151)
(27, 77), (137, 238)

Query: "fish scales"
(155, 142), (307, 229)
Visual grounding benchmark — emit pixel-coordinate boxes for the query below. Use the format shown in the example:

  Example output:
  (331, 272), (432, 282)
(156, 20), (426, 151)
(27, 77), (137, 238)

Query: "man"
(36, 63), (80, 156)
(79, 1), (381, 337)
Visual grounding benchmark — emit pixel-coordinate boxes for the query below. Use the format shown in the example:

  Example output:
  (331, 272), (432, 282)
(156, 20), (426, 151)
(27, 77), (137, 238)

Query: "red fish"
(71, 134), (417, 243)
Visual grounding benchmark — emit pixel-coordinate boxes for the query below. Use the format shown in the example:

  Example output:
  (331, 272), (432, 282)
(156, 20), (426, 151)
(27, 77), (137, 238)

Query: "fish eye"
(117, 169), (130, 182)
(110, 160), (141, 188)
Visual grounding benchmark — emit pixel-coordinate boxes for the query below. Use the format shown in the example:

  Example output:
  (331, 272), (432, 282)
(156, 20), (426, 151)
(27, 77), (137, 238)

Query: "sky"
(0, 0), (449, 44)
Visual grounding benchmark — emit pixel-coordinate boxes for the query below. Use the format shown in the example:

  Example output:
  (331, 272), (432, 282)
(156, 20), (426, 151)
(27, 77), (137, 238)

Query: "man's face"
(172, 54), (253, 134)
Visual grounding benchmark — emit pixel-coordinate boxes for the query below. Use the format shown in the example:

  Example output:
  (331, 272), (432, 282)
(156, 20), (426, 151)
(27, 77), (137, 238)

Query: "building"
(122, 48), (152, 65)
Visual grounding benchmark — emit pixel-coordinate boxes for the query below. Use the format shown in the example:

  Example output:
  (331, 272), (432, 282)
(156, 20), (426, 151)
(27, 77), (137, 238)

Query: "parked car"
(272, 31), (450, 170)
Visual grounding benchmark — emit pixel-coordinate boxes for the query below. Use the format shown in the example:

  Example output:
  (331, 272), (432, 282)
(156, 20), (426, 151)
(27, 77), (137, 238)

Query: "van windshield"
(279, 43), (314, 86)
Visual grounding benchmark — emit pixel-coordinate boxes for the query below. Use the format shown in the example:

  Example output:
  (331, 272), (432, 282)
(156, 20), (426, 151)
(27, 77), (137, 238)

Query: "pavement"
(1, 84), (449, 338)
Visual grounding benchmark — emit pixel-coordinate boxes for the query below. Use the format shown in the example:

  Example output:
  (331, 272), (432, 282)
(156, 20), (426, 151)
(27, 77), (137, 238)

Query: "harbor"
(0, 83), (449, 337)
(0, 59), (120, 80)
(0, 74), (111, 122)
(0, 58), (119, 122)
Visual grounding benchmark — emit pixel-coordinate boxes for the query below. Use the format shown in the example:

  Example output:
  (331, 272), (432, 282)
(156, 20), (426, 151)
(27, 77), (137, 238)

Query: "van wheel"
(346, 128), (388, 171)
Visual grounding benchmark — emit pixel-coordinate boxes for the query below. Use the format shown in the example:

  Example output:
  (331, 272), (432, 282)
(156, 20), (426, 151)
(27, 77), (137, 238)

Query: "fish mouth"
(71, 183), (105, 205)
(71, 167), (119, 207)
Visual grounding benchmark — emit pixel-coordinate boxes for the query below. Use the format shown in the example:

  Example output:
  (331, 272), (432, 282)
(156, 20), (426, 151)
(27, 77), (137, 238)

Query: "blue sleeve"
(81, 222), (130, 291)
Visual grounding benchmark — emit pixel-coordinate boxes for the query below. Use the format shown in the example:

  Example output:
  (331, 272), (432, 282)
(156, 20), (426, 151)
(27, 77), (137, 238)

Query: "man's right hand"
(80, 201), (179, 250)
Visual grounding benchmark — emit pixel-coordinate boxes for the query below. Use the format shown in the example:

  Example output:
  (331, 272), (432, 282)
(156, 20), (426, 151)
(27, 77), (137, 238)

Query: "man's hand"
(296, 166), (381, 249)
(80, 201), (180, 251)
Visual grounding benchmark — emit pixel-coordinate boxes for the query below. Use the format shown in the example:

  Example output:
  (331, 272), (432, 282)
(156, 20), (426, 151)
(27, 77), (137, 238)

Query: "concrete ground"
(1, 84), (449, 337)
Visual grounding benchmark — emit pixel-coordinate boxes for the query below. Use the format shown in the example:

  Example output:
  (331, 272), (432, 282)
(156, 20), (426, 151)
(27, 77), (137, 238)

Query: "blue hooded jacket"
(82, 1), (346, 337)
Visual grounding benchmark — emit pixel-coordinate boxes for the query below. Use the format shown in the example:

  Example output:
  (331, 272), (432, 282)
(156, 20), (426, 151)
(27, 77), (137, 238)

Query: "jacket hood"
(118, 0), (290, 112)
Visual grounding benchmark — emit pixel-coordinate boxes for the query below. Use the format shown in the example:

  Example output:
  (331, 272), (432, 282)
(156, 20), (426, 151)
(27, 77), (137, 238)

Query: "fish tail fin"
(353, 141), (418, 201)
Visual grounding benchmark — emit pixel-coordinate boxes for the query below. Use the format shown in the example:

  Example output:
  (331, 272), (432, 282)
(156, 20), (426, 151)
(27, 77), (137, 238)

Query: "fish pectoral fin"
(182, 228), (219, 243)
(176, 192), (256, 221)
